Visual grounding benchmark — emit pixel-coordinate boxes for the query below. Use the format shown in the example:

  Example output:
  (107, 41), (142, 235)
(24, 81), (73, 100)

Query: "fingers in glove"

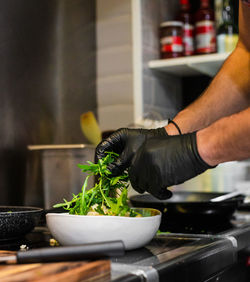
(149, 187), (172, 200)
(130, 164), (172, 200)
(95, 140), (112, 163)
(129, 168), (172, 200)
(107, 147), (131, 176)
(129, 168), (145, 194)
(95, 128), (127, 163)
(128, 146), (148, 194)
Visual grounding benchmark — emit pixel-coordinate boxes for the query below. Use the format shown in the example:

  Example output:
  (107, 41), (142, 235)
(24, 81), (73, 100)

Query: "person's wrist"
(165, 123), (180, 135)
(196, 130), (218, 167)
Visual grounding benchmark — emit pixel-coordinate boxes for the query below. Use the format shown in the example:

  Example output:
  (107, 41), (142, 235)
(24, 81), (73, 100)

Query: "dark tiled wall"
(0, 0), (96, 204)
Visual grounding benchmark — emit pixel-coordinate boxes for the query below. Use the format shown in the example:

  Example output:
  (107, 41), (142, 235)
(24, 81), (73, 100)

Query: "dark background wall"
(0, 0), (96, 205)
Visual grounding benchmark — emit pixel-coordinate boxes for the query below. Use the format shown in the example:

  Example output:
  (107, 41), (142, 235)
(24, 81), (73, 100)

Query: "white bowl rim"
(46, 207), (161, 220)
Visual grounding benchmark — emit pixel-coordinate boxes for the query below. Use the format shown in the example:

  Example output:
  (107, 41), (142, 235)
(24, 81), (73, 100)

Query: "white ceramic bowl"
(46, 208), (161, 250)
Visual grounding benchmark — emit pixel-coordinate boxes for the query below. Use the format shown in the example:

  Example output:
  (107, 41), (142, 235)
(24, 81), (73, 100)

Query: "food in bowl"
(49, 152), (161, 250)
(53, 152), (141, 217)
(46, 208), (161, 250)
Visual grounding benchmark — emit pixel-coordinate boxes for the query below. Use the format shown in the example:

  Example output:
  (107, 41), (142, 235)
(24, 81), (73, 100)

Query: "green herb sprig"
(53, 152), (138, 217)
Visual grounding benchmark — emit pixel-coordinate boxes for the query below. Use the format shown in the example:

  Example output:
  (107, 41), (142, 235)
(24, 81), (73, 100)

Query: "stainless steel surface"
(112, 263), (159, 282)
(0, 0), (96, 205)
(219, 211), (250, 251)
(25, 145), (95, 209)
(111, 234), (236, 282)
(28, 144), (94, 150)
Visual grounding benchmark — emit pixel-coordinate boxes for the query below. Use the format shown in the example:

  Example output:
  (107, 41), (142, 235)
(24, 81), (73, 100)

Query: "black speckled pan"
(0, 206), (43, 240)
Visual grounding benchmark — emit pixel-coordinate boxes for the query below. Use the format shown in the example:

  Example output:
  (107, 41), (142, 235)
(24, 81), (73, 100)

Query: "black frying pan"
(130, 191), (244, 220)
(0, 206), (43, 240)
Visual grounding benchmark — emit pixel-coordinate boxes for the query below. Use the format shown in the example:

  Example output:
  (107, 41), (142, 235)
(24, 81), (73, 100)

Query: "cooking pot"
(25, 144), (95, 209)
(0, 206), (43, 240)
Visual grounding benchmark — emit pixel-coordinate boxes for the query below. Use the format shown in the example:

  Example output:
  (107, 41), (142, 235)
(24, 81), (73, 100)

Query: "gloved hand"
(95, 127), (168, 175)
(129, 132), (214, 198)
(95, 127), (173, 199)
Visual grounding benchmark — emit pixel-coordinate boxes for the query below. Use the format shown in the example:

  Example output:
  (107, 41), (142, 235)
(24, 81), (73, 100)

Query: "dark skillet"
(0, 206), (43, 240)
(130, 191), (245, 220)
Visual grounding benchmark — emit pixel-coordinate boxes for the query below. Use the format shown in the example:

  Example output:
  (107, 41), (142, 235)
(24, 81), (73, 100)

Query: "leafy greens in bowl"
(53, 152), (140, 217)
(48, 152), (161, 250)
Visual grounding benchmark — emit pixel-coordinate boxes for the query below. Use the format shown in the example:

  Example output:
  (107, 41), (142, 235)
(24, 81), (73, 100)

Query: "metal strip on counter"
(218, 223), (250, 251)
(225, 236), (238, 248)
(112, 263), (159, 282)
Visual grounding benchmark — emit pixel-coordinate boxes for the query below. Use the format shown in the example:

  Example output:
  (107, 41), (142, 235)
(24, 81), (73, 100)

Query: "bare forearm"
(197, 107), (250, 166)
(166, 0), (250, 136)
(166, 46), (250, 135)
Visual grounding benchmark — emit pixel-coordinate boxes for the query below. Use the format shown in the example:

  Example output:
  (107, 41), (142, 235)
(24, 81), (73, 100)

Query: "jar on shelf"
(194, 0), (217, 54)
(160, 21), (184, 59)
(177, 0), (195, 56)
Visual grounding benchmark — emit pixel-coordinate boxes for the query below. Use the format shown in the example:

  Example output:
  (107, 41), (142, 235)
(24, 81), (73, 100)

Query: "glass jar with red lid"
(160, 21), (184, 59)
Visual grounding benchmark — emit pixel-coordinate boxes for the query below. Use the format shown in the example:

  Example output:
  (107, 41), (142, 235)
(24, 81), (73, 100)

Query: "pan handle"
(210, 191), (243, 202)
(16, 241), (125, 264)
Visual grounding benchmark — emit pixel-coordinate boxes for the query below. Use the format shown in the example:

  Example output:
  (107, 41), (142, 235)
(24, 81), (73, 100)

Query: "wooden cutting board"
(0, 250), (110, 282)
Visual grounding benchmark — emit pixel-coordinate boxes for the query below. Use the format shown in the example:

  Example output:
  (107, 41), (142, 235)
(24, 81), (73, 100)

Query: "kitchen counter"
(1, 211), (250, 282)
(112, 234), (235, 282)
(111, 211), (250, 282)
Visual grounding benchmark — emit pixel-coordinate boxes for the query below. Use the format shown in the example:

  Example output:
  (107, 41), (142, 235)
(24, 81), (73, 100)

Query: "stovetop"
(0, 227), (237, 282)
(0, 227), (51, 251)
(110, 211), (250, 280)
(1, 211), (250, 282)
(158, 216), (235, 234)
(0, 211), (246, 251)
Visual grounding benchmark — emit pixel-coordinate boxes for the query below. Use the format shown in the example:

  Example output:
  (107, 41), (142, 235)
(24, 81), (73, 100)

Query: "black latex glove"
(129, 132), (214, 198)
(95, 127), (168, 176)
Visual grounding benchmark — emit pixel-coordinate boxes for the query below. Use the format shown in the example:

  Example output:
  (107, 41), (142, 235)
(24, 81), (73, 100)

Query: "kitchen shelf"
(148, 53), (231, 77)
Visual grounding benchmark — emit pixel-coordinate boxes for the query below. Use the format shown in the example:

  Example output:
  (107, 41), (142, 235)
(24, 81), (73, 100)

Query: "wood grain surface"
(0, 250), (110, 282)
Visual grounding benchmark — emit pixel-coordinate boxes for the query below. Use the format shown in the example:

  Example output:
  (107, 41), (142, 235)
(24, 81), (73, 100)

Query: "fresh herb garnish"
(54, 152), (139, 217)
(156, 230), (171, 235)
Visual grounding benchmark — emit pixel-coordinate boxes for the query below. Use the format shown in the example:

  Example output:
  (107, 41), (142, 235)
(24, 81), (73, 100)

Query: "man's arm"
(95, 1), (250, 198)
(166, 0), (250, 135)
(197, 107), (250, 166)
